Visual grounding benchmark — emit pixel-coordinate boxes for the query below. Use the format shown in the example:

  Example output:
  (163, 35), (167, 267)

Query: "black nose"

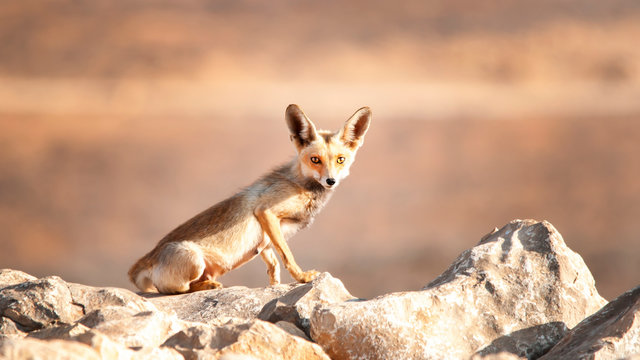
(326, 178), (336, 186)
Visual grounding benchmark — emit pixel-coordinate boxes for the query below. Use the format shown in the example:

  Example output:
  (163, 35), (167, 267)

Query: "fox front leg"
(254, 207), (319, 283)
(260, 246), (281, 285)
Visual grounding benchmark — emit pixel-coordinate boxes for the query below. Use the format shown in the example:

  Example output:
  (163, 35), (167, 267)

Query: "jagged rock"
(162, 321), (250, 358)
(28, 322), (183, 359)
(67, 283), (157, 315)
(0, 273), (157, 334)
(541, 285), (640, 359)
(0, 276), (84, 331)
(0, 270), (37, 289)
(310, 219), (607, 360)
(1, 334), (182, 360)
(149, 284), (297, 327)
(163, 319), (330, 359)
(217, 320), (330, 360)
(258, 272), (355, 334)
(471, 353), (526, 360)
(0, 317), (25, 339)
(0, 337), (100, 359)
(275, 321), (311, 341)
(78, 308), (188, 348)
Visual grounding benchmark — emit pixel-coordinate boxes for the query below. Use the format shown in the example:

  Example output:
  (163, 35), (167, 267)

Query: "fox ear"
(286, 104), (318, 149)
(339, 107), (371, 149)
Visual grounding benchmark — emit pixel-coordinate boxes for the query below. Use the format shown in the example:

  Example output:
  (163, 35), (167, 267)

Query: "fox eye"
(337, 156), (345, 164)
(310, 156), (321, 164)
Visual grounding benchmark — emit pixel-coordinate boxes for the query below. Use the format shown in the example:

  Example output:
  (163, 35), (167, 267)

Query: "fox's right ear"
(286, 104), (318, 150)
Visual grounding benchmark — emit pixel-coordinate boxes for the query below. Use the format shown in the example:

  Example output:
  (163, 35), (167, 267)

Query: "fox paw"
(189, 279), (222, 292)
(298, 270), (320, 283)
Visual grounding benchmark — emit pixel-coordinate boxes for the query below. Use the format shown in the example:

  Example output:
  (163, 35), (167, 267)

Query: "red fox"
(128, 104), (371, 294)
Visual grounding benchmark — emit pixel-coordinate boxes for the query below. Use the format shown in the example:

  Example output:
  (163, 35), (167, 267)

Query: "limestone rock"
(471, 352), (526, 360)
(29, 322), (182, 359)
(541, 285), (640, 359)
(78, 308), (188, 348)
(217, 320), (330, 360)
(1, 334), (182, 360)
(275, 320), (311, 341)
(149, 284), (296, 327)
(0, 317), (25, 339)
(310, 219), (607, 360)
(67, 283), (157, 315)
(258, 272), (355, 334)
(0, 272), (157, 334)
(0, 276), (84, 331)
(163, 320), (330, 359)
(0, 270), (37, 289)
(162, 322), (250, 358)
(0, 337), (100, 360)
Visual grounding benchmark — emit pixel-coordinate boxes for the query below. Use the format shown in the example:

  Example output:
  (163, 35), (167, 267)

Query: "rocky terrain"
(1, 219), (638, 359)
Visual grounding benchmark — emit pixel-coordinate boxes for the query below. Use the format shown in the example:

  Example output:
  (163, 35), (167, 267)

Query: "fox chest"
(279, 190), (331, 238)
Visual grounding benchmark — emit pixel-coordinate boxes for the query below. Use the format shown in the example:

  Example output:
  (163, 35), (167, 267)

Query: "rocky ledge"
(1, 220), (639, 359)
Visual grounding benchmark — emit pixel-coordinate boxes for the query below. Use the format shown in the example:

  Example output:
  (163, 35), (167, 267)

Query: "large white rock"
(310, 220), (607, 360)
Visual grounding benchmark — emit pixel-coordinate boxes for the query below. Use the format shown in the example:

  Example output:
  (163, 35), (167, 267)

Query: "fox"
(128, 104), (371, 294)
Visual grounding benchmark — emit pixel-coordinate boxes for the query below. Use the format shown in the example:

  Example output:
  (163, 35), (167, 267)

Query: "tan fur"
(128, 104), (371, 294)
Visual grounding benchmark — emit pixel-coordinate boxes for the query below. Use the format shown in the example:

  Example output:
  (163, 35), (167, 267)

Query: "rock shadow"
(476, 321), (568, 360)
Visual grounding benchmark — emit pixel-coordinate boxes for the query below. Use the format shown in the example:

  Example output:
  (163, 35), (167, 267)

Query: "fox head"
(286, 104), (371, 189)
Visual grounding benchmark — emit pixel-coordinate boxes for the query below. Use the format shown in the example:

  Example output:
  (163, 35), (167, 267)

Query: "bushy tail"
(128, 253), (156, 292)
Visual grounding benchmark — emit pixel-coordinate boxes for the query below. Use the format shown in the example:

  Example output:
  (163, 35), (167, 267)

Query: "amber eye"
(337, 156), (345, 164)
(310, 156), (321, 164)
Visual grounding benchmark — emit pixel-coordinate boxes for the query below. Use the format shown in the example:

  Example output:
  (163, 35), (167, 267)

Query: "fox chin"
(128, 104), (371, 294)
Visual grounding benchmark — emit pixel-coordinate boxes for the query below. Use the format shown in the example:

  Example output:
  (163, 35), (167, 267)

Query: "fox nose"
(326, 178), (336, 186)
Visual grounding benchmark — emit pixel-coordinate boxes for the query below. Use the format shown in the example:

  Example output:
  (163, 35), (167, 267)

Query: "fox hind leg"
(152, 242), (208, 294)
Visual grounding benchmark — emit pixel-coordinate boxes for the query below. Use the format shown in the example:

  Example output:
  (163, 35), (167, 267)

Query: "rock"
(0, 317), (26, 339)
(0, 276), (84, 331)
(471, 352), (526, 360)
(541, 285), (640, 359)
(0, 273), (157, 334)
(217, 320), (330, 360)
(0, 269), (37, 289)
(275, 321), (311, 341)
(149, 284), (297, 327)
(0, 337), (100, 360)
(162, 322), (251, 358)
(1, 334), (183, 360)
(67, 283), (157, 315)
(29, 322), (183, 359)
(310, 219), (607, 360)
(163, 320), (330, 359)
(258, 272), (355, 334)
(78, 308), (188, 348)
(29, 323), (94, 341)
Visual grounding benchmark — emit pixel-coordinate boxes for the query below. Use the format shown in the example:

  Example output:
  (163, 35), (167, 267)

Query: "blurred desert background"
(1, 0), (639, 300)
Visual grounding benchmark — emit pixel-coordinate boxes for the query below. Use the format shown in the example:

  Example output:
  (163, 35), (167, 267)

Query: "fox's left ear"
(339, 107), (371, 149)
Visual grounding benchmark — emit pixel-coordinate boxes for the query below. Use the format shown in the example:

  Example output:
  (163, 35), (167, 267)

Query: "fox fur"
(128, 104), (371, 294)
